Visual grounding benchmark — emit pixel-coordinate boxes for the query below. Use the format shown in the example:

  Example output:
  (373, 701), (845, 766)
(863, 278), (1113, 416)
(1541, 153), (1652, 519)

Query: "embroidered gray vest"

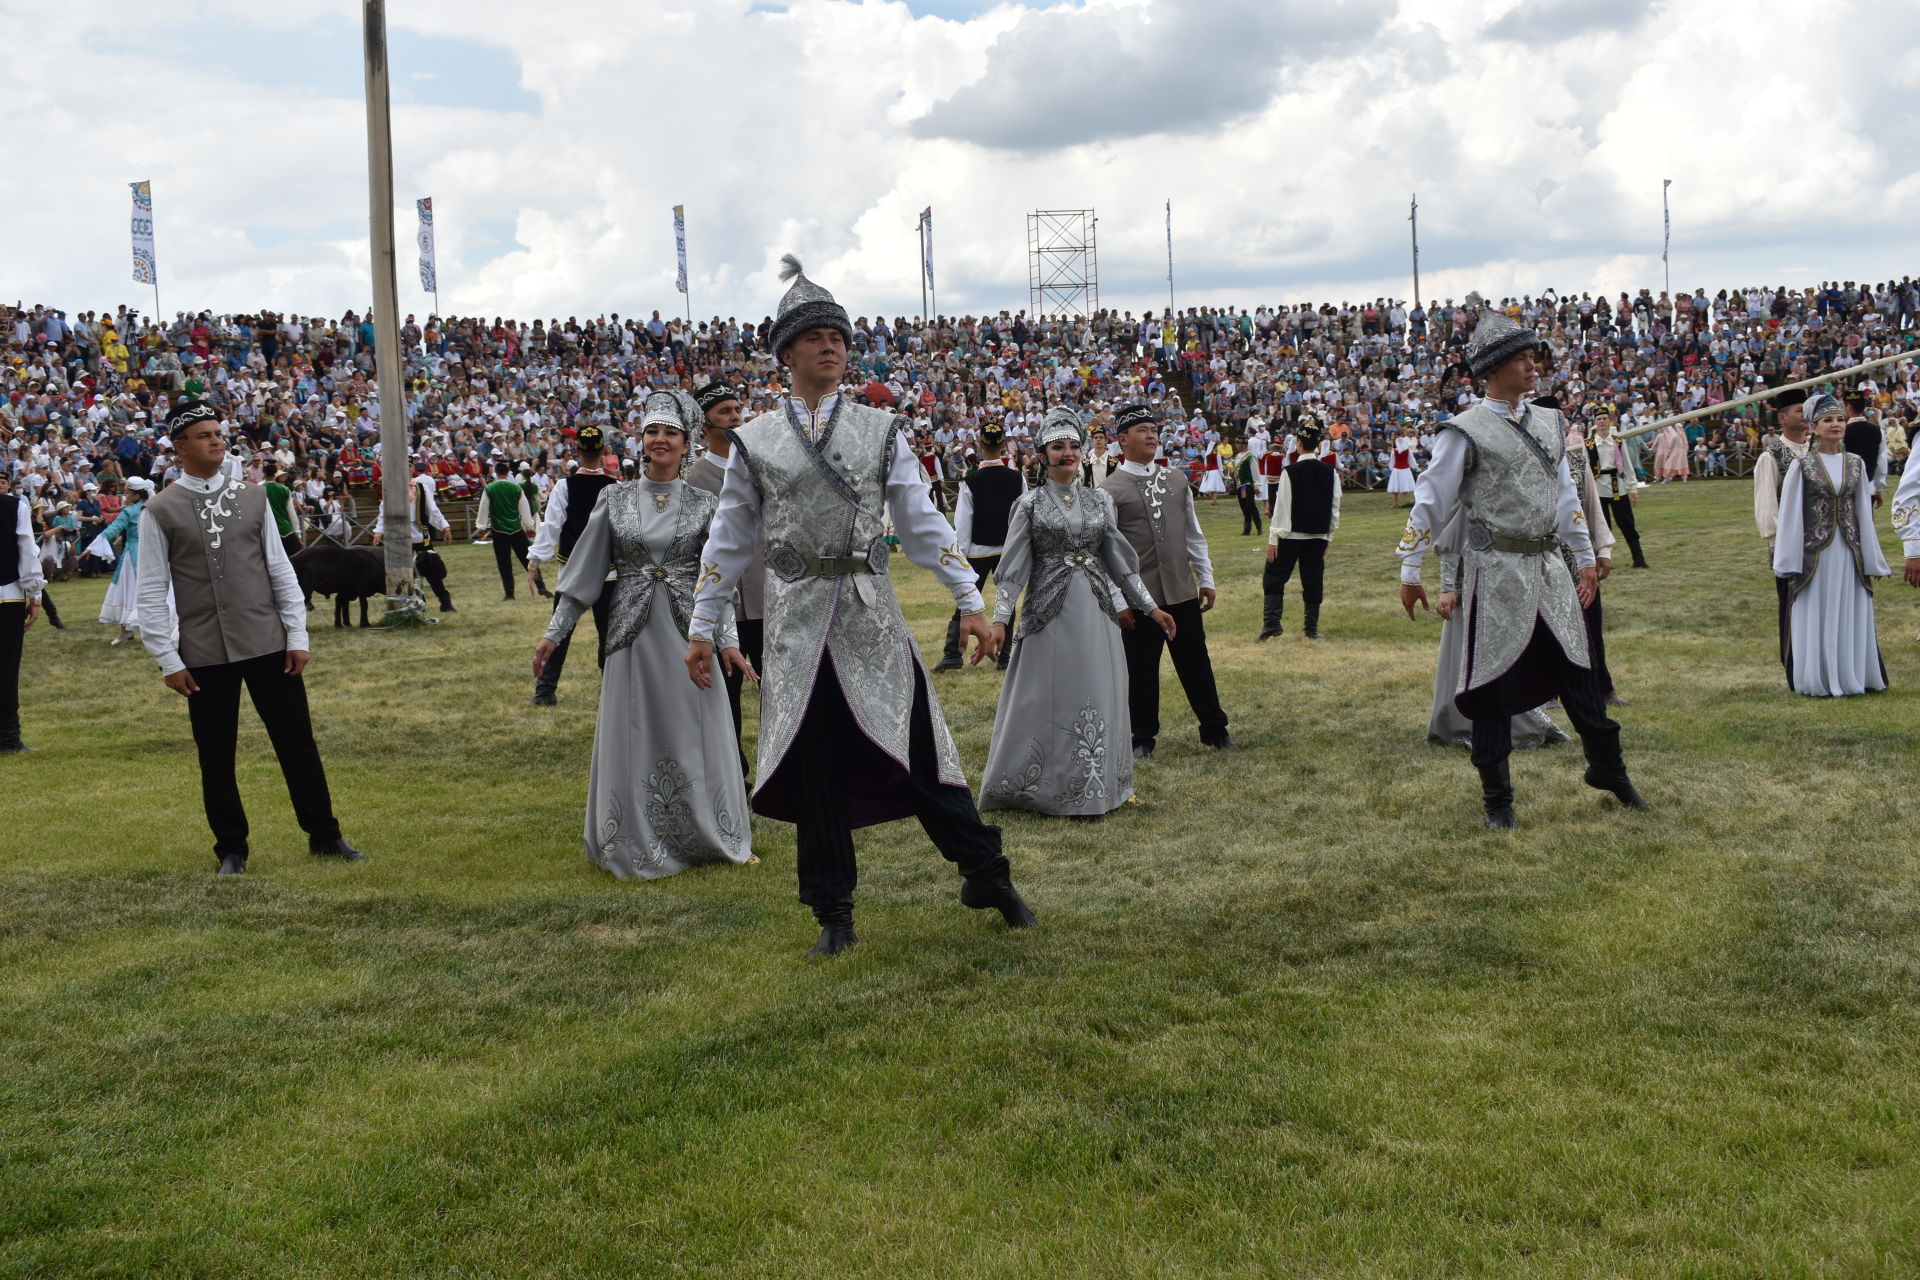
(1010, 484), (1155, 639)
(146, 479), (287, 668)
(599, 481), (720, 655)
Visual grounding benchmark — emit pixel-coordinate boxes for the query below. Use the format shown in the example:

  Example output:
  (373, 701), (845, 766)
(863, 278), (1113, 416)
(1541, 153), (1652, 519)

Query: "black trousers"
(1467, 624), (1620, 769)
(490, 530), (531, 596)
(1600, 494), (1645, 564)
(1582, 587), (1613, 698)
(184, 651), (341, 860)
(941, 555), (1006, 662)
(1776, 575), (1792, 675)
(1238, 487), (1264, 534)
(0, 600), (23, 744)
(722, 617), (766, 775)
(790, 659), (1007, 913)
(534, 581), (613, 698)
(1121, 595), (1229, 748)
(1263, 539), (1326, 609)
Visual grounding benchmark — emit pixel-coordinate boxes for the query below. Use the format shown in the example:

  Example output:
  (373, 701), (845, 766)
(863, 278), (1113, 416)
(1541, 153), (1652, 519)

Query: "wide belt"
(807, 553), (878, 577)
(1488, 532), (1557, 554)
(1467, 521), (1558, 555)
(767, 536), (892, 583)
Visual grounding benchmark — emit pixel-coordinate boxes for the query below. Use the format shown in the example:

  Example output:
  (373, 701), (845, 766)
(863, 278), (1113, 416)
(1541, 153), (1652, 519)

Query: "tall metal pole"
(917, 213), (928, 322)
(1409, 194), (1421, 311)
(362, 0), (414, 609)
(1165, 199), (1174, 319)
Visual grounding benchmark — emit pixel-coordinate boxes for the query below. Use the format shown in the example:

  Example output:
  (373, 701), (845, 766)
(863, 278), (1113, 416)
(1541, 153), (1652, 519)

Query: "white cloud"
(0, 0), (1913, 325)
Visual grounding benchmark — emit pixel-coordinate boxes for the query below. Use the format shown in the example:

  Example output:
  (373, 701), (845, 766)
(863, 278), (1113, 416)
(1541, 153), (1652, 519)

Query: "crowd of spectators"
(6, 277), (1918, 571)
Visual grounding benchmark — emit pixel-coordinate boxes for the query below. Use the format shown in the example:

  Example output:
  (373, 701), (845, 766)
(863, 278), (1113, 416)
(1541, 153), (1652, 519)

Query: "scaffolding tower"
(1027, 209), (1099, 318)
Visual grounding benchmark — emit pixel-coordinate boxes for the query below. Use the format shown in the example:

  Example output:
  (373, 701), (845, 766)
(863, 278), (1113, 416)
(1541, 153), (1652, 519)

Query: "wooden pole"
(1614, 347), (1920, 441)
(361, 0), (415, 610)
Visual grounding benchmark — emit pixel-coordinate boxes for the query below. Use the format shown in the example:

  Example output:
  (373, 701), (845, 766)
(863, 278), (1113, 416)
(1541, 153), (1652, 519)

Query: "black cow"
(291, 545), (385, 628)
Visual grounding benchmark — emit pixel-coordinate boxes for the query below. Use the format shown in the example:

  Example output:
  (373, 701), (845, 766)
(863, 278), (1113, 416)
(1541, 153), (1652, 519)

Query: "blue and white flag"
(129, 181), (155, 285)
(673, 205), (688, 295)
(417, 197), (437, 294)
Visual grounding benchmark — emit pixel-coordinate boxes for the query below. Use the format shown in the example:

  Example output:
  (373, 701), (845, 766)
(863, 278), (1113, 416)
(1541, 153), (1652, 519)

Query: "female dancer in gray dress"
(981, 408), (1175, 819)
(533, 391), (757, 877)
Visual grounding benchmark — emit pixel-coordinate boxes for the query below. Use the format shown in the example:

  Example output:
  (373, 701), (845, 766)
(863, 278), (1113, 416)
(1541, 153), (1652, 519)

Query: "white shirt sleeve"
(1580, 462), (1613, 559)
(474, 488), (494, 532)
(262, 507), (311, 652)
(886, 434), (987, 613)
(528, 480), (570, 565)
(1754, 452), (1781, 542)
(10, 499), (42, 598)
(1396, 427), (1467, 584)
(1773, 461), (1806, 576)
(1555, 456), (1595, 567)
(136, 511), (183, 675)
(1874, 436), (1890, 494)
(1891, 448), (1920, 559)
(1269, 471), (1293, 544)
(688, 451), (766, 644)
(1859, 462), (1892, 577)
(1329, 474), (1342, 535)
(953, 480), (975, 551)
(517, 495), (535, 530)
(1182, 491), (1214, 590)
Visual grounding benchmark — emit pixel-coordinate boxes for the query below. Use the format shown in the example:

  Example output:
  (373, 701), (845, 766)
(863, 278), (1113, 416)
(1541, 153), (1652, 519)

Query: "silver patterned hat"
(768, 254), (854, 357)
(1804, 392), (1844, 422)
(1463, 292), (1547, 378)
(640, 389), (701, 435)
(1037, 405), (1087, 450)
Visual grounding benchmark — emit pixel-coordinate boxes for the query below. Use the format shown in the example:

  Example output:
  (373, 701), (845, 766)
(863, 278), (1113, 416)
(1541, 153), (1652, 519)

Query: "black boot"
(932, 612), (964, 672)
(1256, 590), (1283, 641)
(215, 853), (247, 876)
(960, 872), (1038, 928)
(808, 902), (857, 958)
(1478, 760), (1516, 829)
(1580, 727), (1647, 810)
(1303, 603), (1320, 640)
(42, 594), (65, 630)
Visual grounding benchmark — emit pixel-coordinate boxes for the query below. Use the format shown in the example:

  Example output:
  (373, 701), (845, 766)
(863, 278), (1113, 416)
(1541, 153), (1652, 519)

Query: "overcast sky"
(5, 0), (1915, 323)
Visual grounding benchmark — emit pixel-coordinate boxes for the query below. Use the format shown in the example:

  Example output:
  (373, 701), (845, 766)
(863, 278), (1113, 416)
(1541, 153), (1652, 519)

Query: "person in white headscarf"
(1774, 393), (1889, 696)
(86, 475), (163, 643)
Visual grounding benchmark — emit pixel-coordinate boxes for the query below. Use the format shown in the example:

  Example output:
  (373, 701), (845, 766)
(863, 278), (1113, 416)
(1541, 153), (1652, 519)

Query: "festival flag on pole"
(129, 181), (156, 285)
(1662, 178), (1671, 264)
(922, 206), (935, 291)
(673, 205), (688, 295)
(416, 198), (438, 294)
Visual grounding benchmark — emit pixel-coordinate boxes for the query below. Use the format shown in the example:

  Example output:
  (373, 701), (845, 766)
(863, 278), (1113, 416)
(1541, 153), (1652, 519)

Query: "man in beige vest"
(137, 404), (364, 875)
(1098, 403), (1231, 757)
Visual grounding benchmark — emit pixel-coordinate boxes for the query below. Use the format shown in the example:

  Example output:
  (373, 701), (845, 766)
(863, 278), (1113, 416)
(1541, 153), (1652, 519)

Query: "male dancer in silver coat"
(686, 257), (1035, 957)
(1395, 301), (1645, 828)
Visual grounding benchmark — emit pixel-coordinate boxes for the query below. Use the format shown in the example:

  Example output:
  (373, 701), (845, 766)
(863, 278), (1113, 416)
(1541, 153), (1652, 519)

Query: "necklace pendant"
(652, 491), (670, 512)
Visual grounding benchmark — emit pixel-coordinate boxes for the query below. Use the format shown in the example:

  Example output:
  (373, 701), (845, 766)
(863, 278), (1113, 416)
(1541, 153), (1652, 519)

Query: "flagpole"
(1662, 178), (1672, 305)
(1165, 198), (1174, 318)
(361, 0), (416, 612)
(917, 212), (928, 322)
(1409, 193), (1421, 311)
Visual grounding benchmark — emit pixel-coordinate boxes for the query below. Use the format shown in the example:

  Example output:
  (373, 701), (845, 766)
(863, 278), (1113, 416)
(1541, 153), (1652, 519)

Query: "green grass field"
(7, 480), (1920, 1278)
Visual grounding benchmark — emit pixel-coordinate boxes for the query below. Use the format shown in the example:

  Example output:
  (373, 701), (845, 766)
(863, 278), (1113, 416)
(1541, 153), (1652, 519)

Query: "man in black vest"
(526, 425), (619, 706)
(1, 476), (45, 754)
(934, 423), (1024, 672)
(1843, 396), (1887, 508)
(1257, 425), (1339, 641)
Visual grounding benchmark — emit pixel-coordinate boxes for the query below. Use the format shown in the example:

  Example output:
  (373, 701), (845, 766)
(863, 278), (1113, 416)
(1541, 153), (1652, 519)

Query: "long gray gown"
(981, 480), (1158, 817)
(547, 477), (753, 877)
(1426, 508), (1570, 749)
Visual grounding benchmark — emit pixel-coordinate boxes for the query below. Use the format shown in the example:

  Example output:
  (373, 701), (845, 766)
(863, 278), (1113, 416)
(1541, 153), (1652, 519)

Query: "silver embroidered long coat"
(547, 479), (751, 878)
(981, 481), (1157, 816)
(1396, 401), (1592, 711)
(704, 399), (971, 823)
